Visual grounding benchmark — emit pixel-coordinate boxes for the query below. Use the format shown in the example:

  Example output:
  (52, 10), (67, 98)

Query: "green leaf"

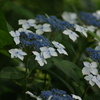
(47, 70), (75, 93)
(0, 49), (10, 57)
(0, 30), (13, 47)
(52, 58), (80, 83)
(0, 8), (8, 32)
(88, 31), (100, 41)
(0, 8), (13, 47)
(0, 67), (23, 79)
(6, 1), (35, 18)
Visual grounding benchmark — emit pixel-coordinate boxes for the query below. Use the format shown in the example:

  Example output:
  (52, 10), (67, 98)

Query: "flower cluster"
(86, 47), (100, 63)
(26, 88), (82, 100)
(82, 45), (100, 88)
(9, 15), (71, 66)
(79, 12), (100, 27)
(82, 61), (100, 88)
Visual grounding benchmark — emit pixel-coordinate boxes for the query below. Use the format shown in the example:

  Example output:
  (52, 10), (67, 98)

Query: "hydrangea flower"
(26, 89), (82, 100)
(32, 51), (47, 66)
(74, 24), (87, 37)
(34, 23), (52, 35)
(84, 74), (95, 86)
(8, 49), (27, 60)
(86, 48), (100, 63)
(52, 41), (68, 55)
(82, 62), (98, 75)
(61, 11), (77, 23)
(40, 46), (58, 59)
(41, 88), (74, 100)
(18, 19), (36, 29)
(92, 74), (100, 88)
(63, 29), (79, 41)
(10, 31), (20, 44)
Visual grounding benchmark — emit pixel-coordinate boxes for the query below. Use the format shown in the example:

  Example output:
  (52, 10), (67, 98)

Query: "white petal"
(18, 19), (27, 25)
(90, 62), (98, 68)
(10, 31), (16, 37)
(42, 51), (51, 59)
(89, 80), (95, 86)
(95, 46), (100, 50)
(40, 47), (48, 52)
(20, 51), (27, 56)
(14, 37), (20, 44)
(83, 62), (90, 68)
(18, 55), (24, 60)
(27, 19), (36, 24)
(43, 23), (51, 27)
(32, 51), (39, 56)
(63, 30), (70, 35)
(34, 24), (42, 29)
(71, 94), (82, 100)
(82, 67), (90, 75)
(36, 29), (44, 35)
(43, 27), (51, 32)
(97, 74), (100, 81)
(49, 47), (58, 56)
(84, 74), (93, 81)
(69, 34), (77, 41)
(90, 68), (98, 75)
(57, 48), (68, 55)
(22, 24), (30, 29)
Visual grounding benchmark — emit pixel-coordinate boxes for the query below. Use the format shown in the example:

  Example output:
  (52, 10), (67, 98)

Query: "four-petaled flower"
(92, 74), (100, 88)
(74, 24), (87, 37)
(52, 41), (68, 55)
(84, 74), (95, 86)
(32, 51), (47, 66)
(63, 29), (79, 41)
(82, 62), (98, 75)
(34, 23), (52, 35)
(40, 47), (58, 59)
(8, 49), (27, 60)
(10, 31), (20, 44)
(18, 19), (36, 29)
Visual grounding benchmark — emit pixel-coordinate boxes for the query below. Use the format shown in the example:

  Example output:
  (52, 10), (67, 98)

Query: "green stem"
(82, 85), (90, 99)
(43, 71), (47, 90)
(25, 57), (29, 100)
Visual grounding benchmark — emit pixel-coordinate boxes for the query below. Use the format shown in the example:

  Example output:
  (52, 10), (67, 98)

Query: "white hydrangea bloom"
(52, 41), (68, 55)
(61, 11), (77, 23)
(85, 25), (97, 32)
(9, 49), (27, 60)
(95, 45), (100, 50)
(18, 28), (33, 35)
(18, 19), (36, 29)
(84, 74), (95, 86)
(32, 51), (47, 66)
(82, 62), (98, 75)
(92, 74), (100, 88)
(10, 31), (20, 44)
(26, 91), (42, 100)
(71, 94), (82, 100)
(74, 24), (87, 37)
(40, 47), (58, 59)
(63, 29), (79, 41)
(34, 23), (52, 35)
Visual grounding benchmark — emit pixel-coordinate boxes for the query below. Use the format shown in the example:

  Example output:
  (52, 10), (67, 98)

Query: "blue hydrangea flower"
(86, 48), (100, 63)
(41, 89), (74, 100)
(79, 12), (100, 27)
(19, 31), (50, 51)
(35, 15), (74, 32)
